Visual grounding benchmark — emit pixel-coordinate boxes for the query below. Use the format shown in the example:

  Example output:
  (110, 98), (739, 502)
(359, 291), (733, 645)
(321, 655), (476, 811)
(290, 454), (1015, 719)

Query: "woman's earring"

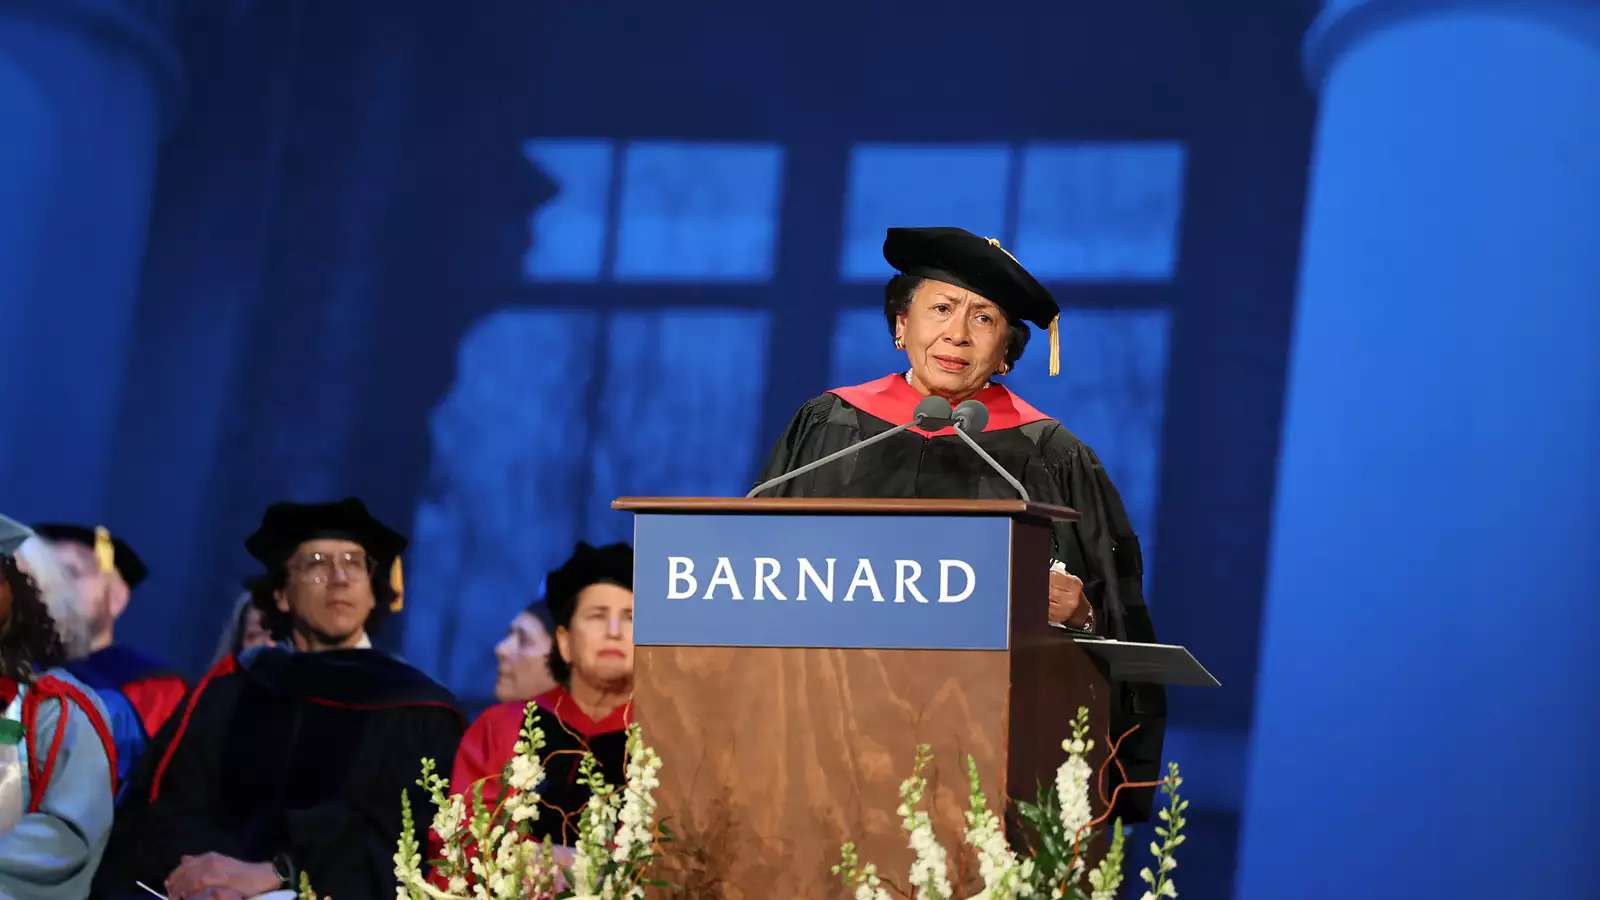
(997, 363), (1009, 375)
(894, 336), (905, 350)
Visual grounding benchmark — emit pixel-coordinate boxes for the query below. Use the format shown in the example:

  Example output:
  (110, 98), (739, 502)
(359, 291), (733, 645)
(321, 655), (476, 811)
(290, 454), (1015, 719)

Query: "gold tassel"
(93, 526), (117, 576)
(986, 236), (1021, 266)
(389, 557), (405, 612)
(1048, 314), (1061, 377)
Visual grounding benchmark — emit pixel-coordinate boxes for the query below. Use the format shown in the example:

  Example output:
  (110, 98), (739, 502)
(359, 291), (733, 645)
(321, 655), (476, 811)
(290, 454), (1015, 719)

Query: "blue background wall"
(1237, 1), (1600, 895)
(5, 0), (1593, 894)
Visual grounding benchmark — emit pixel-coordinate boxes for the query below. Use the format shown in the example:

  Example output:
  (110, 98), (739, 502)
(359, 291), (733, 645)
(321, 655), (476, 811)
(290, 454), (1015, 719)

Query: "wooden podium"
(614, 498), (1109, 897)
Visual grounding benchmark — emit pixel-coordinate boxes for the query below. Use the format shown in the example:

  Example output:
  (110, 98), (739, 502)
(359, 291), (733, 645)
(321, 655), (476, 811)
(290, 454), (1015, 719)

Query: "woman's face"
(554, 583), (634, 693)
(897, 279), (1011, 403)
(494, 611), (556, 702)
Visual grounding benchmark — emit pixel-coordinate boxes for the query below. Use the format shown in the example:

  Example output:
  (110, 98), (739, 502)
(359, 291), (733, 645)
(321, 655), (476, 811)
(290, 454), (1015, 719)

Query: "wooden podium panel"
(636, 643), (1106, 897)
(619, 499), (1109, 897)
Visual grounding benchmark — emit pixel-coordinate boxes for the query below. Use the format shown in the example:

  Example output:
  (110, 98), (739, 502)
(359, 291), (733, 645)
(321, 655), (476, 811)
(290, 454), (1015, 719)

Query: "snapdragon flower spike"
(961, 754), (1028, 899)
(897, 744), (953, 900)
(832, 842), (892, 900)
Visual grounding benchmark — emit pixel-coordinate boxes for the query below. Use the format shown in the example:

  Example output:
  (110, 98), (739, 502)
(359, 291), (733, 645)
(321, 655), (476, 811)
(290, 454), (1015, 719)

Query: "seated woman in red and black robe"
(447, 542), (634, 847)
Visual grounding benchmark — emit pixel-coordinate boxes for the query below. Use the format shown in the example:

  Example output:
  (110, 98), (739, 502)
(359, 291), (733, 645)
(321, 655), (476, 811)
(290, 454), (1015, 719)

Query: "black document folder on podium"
(1053, 628), (1221, 687)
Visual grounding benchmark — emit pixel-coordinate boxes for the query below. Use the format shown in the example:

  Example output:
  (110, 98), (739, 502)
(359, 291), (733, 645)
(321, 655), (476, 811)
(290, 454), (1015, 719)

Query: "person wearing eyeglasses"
(93, 498), (465, 900)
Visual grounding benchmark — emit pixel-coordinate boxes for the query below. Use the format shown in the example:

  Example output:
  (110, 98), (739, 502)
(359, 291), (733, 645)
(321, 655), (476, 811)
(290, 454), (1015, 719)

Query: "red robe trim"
(120, 674), (188, 741)
(149, 654), (237, 804)
(147, 652), (462, 804)
(438, 688), (632, 867)
(0, 675), (119, 809)
(530, 685), (632, 739)
(829, 373), (1052, 438)
(448, 688), (633, 799)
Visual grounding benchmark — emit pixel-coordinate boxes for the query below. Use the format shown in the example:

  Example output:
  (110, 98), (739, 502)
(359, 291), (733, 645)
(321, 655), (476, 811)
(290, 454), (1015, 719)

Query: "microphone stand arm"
(746, 419), (922, 498)
(950, 425), (1032, 502)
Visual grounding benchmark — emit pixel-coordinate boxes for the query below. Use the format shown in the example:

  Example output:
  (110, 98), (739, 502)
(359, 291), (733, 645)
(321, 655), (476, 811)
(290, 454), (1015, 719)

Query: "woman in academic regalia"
(0, 515), (117, 899)
(755, 226), (1166, 819)
(490, 597), (558, 704)
(448, 542), (634, 847)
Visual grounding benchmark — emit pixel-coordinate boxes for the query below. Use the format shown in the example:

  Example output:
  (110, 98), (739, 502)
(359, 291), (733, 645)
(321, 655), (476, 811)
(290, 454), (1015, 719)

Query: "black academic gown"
(526, 691), (629, 847)
(448, 687), (630, 849)
(759, 374), (1167, 820)
(92, 647), (464, 899)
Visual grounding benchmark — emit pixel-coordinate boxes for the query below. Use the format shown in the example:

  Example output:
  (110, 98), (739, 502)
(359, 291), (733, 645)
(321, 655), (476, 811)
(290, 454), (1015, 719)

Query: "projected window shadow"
(838, 140), (1185, 282)
(411, 136), (1184, 698)
(522, 138), (785, 283)
(405, 308), (770, 697)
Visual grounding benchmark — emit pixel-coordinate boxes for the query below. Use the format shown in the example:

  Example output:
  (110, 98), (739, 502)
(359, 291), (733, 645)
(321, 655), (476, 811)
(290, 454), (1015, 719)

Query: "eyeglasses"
(286, 551), (376, 585)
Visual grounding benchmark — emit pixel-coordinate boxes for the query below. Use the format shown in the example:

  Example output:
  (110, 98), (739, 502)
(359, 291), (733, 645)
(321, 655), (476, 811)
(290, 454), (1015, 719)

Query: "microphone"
(748, 396), (953, 497)
(952, 399), (988, 434)
(950, 399), (1032, 502)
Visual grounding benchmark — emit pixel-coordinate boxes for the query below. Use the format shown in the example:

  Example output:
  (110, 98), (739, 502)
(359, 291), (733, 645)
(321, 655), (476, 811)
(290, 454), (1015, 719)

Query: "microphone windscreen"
(953, 399), (990, 433)
(913, 396), (955, 427)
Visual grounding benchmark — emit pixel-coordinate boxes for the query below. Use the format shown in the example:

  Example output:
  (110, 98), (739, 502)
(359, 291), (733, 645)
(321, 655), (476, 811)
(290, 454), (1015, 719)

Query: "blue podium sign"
(633, 513), (1013, 650)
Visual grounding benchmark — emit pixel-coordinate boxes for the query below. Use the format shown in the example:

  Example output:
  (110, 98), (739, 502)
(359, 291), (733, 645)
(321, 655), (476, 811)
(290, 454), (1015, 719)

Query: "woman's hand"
(165, 853), (279, 899)
(1048, 568), (1088, 627)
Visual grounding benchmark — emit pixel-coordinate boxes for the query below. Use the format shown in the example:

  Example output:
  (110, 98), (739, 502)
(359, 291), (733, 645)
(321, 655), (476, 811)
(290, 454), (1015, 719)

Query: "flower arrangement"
(833, 707), (1188, 900)
(390, 701), (666, 900)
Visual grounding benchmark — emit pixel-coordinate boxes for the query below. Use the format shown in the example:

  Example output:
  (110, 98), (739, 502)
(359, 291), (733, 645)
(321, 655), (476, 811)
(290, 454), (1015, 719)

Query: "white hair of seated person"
(14, 536), (92, 660)
(211, 591), (278, 666)
(212, 592), (250, 668)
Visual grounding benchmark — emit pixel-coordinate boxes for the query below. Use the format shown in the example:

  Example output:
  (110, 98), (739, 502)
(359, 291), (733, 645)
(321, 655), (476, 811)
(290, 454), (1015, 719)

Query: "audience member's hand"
(165, 852), (279, 899)
(1048, 568), (1086, 626)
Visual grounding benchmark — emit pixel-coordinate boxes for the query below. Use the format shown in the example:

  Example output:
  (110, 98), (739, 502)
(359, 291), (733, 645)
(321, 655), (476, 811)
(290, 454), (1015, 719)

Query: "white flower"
(1052, 707), (1097, 880)
(960, 755), (1026, 900)
(507, 752), (543, 792)
(569, 769), (619, 897)
(432, 793), (467, 844)
(897, 746), (952, 900)
(610, 738), (663, 865)
(1054, 752), (1093, 875)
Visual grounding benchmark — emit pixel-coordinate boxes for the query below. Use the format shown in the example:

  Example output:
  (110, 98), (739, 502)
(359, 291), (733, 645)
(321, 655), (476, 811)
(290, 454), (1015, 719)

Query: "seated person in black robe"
(756, 226), (1166, 820)
(446, 542), (633, 851)
(93, 498), (465, 900)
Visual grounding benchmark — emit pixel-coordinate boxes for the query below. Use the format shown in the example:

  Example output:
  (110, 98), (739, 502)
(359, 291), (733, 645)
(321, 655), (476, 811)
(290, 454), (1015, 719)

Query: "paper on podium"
(1054, 628), (1221, 687)
(134, 886), (298, 900)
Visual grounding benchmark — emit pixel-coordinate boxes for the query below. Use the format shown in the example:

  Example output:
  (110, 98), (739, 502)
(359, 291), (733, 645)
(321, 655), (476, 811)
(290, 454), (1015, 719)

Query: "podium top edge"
(610, 497), (1080, 522)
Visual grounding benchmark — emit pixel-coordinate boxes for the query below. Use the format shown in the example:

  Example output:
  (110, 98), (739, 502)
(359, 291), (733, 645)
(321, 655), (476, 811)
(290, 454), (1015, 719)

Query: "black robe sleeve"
(1030, 423), (1167, 821)
(93, 677), (249, 898)
(754, 394), (836, 492)
(285, 704), (463, 897)
(92, 674), (464, 899)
